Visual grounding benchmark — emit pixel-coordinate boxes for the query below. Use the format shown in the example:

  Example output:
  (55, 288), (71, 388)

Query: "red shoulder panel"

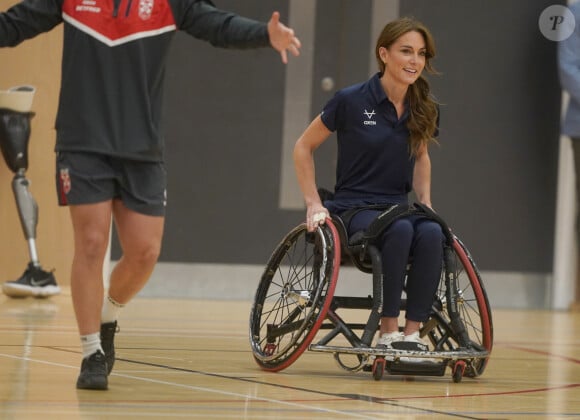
(62, 0), (176, 46)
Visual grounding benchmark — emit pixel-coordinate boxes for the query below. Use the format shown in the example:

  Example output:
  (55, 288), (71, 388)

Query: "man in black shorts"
(0, 0), (301, 390)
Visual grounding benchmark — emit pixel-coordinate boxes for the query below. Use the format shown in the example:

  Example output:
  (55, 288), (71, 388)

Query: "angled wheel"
(427, 235), (493, 377)
(249, 219), (340, 371)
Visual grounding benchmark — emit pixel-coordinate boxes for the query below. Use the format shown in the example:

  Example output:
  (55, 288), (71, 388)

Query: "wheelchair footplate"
(309, 344), (489, 382)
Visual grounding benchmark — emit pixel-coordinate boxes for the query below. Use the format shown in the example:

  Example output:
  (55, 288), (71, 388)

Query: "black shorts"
(55, 151), (167, 216)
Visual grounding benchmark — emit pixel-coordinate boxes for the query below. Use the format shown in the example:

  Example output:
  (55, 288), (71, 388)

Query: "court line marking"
(504, 345), (580, 364)
(119, 357), (487, 420)
(6, 342), (580, 417)
(0, 349), (486, 420)
(0, 352), (377, 420)
(88, 342), (580, 414)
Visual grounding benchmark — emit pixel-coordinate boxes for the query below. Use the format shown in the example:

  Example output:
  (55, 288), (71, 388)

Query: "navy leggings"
(348, 210), (444, 322)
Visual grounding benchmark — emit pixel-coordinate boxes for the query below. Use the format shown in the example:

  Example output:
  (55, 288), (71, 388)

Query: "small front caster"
(372, 357), (386, 381)
(452, 360), (466, 383)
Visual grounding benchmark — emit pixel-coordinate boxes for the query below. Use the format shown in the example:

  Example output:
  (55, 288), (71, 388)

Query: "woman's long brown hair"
(375, 17), (439, 156)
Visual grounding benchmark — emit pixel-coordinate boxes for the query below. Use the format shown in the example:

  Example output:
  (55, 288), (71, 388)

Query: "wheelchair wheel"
(249, 220), (340, 371)
(428, 235), (493, 377)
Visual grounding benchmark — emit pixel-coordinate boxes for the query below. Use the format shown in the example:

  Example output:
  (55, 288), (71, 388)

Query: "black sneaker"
(2, 262), (60, 298)
(76, 351), (108, 390)
(100, 321), (118, 375)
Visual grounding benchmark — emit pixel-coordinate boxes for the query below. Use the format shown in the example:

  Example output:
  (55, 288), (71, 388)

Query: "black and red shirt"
(0, 0), (270, 161)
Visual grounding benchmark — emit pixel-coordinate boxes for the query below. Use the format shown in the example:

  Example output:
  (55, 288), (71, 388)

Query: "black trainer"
(2, 262), (60, 298)
(101, 321), (118, 375)
(76, 350), (108, 390)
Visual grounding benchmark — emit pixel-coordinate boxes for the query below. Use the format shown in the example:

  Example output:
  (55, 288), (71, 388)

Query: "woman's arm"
(293, 114), (332, 231)
(413, 144), (433, 208)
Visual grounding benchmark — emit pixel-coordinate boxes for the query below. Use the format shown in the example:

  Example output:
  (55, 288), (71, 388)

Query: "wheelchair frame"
(249, 204), (493, 382)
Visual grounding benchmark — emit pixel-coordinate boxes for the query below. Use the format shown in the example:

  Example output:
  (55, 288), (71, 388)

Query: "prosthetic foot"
(0, 86), (59, 298)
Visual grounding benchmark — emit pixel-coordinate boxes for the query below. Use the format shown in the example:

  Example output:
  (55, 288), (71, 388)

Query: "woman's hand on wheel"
(306, 206), (329, 232)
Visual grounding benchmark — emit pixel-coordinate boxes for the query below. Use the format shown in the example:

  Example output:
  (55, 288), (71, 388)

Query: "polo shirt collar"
(370, 72), (410, 121)
(369, 72), (388, 104)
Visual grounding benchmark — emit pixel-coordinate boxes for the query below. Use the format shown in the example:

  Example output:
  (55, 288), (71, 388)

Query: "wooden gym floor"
(0, 289), (579, 419)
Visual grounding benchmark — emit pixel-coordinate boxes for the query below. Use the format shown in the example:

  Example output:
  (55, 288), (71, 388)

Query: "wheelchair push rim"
(453, 236), (493, 372)
(425, 235), (493, 378)
(249, 219), (340, 371)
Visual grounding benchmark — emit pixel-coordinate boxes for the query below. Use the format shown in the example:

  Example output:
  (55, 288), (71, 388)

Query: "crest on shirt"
(62, 0), (176, 47)
(363, 109), (376, 126)
(60, 168), (71, 195)
(139, 0), (154, 20)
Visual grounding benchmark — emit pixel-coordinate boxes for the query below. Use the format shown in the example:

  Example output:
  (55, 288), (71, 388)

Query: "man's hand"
(267, 11), (301, 64)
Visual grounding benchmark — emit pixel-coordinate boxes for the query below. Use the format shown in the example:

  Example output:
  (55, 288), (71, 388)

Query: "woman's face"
(380, 30), (426, 86)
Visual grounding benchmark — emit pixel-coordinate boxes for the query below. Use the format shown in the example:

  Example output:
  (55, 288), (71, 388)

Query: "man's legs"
(108, 199), (164, 305)
(98, 200), (164, 377)
(70, 202), (113, 336)
(70, 200), (164, 390)
(69, 202), (113, 390)
(58, 152), (166, 389)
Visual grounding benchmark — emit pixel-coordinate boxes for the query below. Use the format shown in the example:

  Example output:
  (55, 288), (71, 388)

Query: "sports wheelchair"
(249, 202), (493, 382)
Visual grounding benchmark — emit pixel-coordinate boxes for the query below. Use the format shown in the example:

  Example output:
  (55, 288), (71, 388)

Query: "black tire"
(249, 220), (340, 371)
(452, 360), (465, 383)
(372, 358), (385, 381)
(428, 235), (493, 377)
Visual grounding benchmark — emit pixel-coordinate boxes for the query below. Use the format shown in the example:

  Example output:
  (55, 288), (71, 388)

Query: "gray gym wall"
(111, 0), (563, 309)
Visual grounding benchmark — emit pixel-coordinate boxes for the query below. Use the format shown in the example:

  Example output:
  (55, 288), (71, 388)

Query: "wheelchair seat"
(330, 214), (373, 273)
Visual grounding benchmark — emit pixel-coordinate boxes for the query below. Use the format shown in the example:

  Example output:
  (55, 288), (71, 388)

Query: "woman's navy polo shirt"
(320, 72), (415, 213)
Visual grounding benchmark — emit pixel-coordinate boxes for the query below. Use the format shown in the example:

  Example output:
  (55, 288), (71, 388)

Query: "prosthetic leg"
(0, 86), (59, 298)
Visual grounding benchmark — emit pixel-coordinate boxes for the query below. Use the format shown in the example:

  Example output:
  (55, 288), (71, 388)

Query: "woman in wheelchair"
(293, 17), (443, 356)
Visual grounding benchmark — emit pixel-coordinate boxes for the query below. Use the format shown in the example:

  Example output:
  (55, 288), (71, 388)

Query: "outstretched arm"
(177, 1), (300, 63)
(267, 11), (301, 64)
(0, 0), (62, 47)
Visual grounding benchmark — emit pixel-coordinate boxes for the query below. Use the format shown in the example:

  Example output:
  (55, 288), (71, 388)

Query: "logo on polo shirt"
(363, 109), (376, 125)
